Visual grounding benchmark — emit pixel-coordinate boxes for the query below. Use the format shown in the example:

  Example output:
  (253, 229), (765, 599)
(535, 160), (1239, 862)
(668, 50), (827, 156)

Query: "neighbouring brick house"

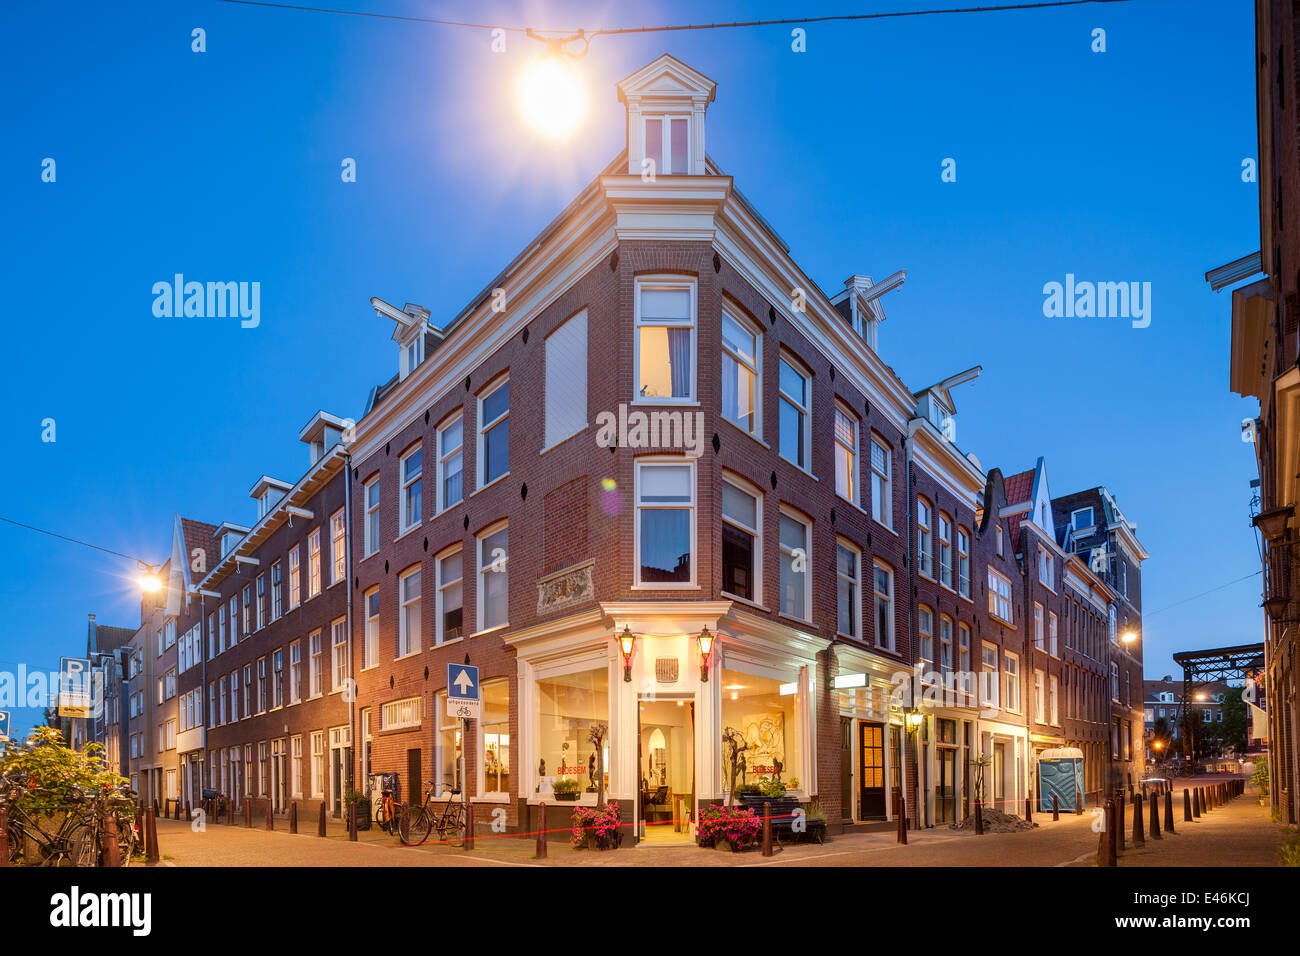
(194, 413), (353, 820)
(113, 53), (1151, 838)
(1212, 0), (1300, 827)
(1053, 485), (1147, 789)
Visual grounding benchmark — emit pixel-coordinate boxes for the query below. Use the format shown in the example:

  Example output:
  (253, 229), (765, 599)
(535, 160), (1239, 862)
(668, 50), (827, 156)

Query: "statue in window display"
(587, 753), (597, 792)
(587, 722), (608, 806)
(722, 726), (748, 807)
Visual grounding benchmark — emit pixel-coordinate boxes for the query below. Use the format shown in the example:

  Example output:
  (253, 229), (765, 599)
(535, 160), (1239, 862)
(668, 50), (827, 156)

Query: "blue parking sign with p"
(0, 711), (10, 742)
(447, 663), (479, 701)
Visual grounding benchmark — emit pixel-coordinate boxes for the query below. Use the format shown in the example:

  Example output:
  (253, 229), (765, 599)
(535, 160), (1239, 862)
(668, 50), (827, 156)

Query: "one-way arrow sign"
(447, 663), (480, 720)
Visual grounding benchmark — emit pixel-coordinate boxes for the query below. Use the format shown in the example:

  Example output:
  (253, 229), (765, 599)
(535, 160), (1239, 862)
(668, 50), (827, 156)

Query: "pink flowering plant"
(696, 803), (762, 849)
(570, 801), (622, 849)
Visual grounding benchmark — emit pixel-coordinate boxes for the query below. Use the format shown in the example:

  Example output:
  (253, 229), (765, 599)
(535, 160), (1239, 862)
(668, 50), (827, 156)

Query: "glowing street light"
(137, 561), (162, 594)
(518, 31), (588, 140)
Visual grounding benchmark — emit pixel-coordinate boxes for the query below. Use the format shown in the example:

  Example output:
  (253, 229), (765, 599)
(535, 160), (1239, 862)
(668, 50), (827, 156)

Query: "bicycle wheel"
(405, 807), (432, 846)
(438, 805), (465, 848)
(375, 801), (391, 833)
(42, 823), (95, 867)
(115, 812), (138, 866)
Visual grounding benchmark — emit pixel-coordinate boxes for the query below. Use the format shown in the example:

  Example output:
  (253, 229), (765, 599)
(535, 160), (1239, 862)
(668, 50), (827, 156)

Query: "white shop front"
(507, 600), (824, 844)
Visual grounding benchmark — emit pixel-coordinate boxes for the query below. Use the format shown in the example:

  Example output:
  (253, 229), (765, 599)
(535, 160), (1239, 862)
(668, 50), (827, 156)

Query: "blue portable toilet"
(1037, 747), (1084, 812)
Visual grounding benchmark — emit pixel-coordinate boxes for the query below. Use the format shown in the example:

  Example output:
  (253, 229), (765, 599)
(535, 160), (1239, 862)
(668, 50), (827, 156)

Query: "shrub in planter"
(552, 777), (583, 802)
(345, 790), (372, 830)
(696, 803), (761, 850)
(570, 802), (622, 849)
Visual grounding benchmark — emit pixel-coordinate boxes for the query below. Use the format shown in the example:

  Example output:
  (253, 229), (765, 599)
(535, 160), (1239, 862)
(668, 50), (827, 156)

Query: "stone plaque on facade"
(535, 560), (594, 616)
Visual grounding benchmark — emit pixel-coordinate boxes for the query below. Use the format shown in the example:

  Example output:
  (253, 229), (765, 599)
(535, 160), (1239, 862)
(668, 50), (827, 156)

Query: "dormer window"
(644, 114), (688, 175)
(400, 335), (423, 381)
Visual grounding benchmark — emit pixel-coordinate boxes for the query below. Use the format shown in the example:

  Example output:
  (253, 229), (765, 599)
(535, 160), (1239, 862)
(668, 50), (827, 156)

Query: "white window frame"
(834, 536), (861, 640)
(777, 352), (811, 471)
(380, 696), (422, 731)
(436, 413), (464, 513)
(363, 586), (380, 668)
(308, 528), (321, 598)
(477, 374), (510, 489)
(399, 443), (423, 534)
(1071, 507), (1094, 530)
(918, 605), (933, 663)
(778, 506), (812, 622)
(957, 527), (971, 598)
(330, 508), (346, 585)
(1049, 611), (1059, 657)
(870, 436), (892, 528)
(436, 545), (464, 645)
(1004, 651), (1021, 714)
(642, 113), (690, 175)
(938, 512), (953, 589)
(1034, 602), (1045, 649)
(289, 639), (302, 705)
(917, 497), (933, 579)
(544, 308), (589, 449)
(634, 276), (697, 404)
(364, 477), (380, 558)
(331, 617), (348, 692)
(633, 458), (697, 590)
(988, 568), (1014, 624)
(288, 545), (301, 609)
(476, 521), (510, 631)
(291, 735), (303, 798)
(256, 573), (266, 629)
(833, 402), (860, 505)
(873, 560), (895, 652)
(398, 566), (422, 658)
(721, 473), (762, 604)
(271, 560), (282, 619)
(721, 306), (762, 438)
(308, 629), (323, 698)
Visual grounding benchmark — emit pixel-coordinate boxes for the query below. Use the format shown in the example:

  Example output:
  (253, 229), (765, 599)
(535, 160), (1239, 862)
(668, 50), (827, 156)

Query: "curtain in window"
(667, 327), (691, 398)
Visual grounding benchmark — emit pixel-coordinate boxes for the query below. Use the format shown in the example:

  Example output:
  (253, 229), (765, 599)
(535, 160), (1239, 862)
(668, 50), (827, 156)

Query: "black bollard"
(1149, 791), (1161, 839)
(1164, 789), (1175, 834)
(1132, 793), (1145, 847)
(1184, 788), (1193, 822)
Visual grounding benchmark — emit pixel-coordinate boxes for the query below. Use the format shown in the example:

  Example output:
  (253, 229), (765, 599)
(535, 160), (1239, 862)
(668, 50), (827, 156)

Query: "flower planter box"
(553, 791), (580, 802)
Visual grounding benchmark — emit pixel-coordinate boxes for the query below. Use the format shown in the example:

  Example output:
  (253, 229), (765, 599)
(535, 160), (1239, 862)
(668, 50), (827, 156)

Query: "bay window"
(635, 278), (695, 402)
(635, 460), (695, 586)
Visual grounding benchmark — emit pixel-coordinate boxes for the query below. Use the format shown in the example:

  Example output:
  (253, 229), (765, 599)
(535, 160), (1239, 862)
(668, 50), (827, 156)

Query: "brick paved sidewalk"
(148, 782), (1287, 867)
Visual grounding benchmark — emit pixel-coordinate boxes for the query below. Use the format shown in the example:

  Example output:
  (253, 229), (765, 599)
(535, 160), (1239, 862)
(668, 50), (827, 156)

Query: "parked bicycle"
(374, 779), (465, 847)
(405, 779), (466, 848)
(1, 772), (138, 867)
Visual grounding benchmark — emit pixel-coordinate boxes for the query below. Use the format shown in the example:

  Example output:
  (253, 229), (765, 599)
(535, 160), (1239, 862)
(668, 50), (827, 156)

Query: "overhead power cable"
(214, 0), (1135, 40)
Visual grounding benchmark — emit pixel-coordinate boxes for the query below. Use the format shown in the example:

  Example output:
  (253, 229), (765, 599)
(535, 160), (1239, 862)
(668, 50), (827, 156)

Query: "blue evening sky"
(0, 0), (1263, 736)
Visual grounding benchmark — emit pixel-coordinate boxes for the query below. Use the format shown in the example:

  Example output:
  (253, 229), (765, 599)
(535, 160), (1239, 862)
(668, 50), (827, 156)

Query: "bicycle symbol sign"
(446, 663), (480, 719)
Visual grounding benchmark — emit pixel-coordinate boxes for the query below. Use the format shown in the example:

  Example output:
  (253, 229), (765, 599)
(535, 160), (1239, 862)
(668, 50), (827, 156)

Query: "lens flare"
(518, 55), (587, 140)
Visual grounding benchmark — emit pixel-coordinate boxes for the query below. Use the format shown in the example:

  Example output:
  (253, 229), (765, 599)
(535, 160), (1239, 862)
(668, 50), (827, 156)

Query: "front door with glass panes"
(637, 696), (694, 844)
(858, 721), (886, 820)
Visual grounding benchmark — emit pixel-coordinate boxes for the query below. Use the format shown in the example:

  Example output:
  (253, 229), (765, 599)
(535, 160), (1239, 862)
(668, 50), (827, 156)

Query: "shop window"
(719, 668), (802, 794)
(535, 667), (609, 793)
(481, 680), (510, 796)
